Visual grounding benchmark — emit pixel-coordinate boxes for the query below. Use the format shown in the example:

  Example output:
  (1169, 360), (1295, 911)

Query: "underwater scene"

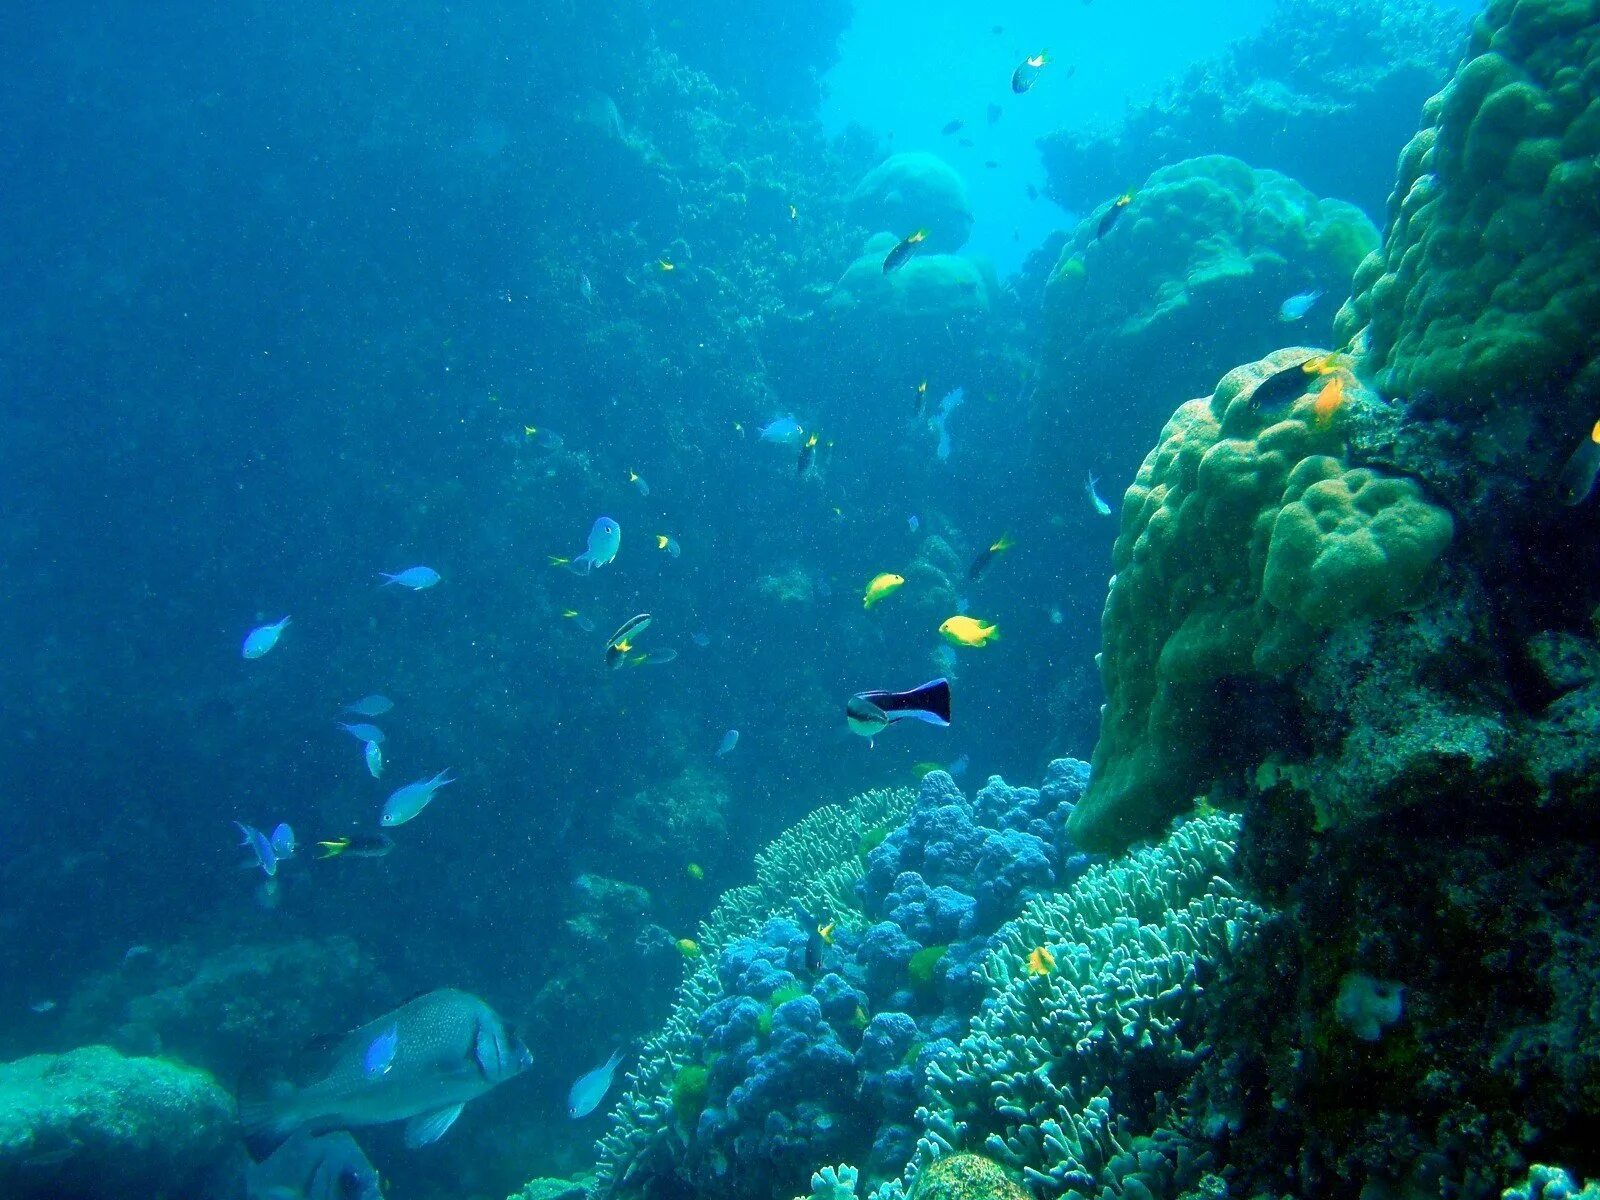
(6, 0), (1600, 1196)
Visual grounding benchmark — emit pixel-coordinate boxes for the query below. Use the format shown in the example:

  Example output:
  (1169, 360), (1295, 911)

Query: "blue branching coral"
(595, 763), (1094, 1200)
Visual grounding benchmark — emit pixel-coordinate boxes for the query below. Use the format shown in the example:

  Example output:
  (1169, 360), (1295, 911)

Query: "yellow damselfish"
(940, 615), (999, 647)
(864, 573), (906, 610)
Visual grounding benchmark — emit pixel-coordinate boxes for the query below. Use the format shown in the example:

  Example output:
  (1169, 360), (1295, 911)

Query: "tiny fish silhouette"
(568, 1049), (625, 1118)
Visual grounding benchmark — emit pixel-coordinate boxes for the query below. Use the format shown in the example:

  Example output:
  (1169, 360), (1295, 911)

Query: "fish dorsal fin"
(404, 1102), (465, 1148)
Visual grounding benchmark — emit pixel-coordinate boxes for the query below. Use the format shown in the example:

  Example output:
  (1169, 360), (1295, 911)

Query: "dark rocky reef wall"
(1039, 0), (1468, 220)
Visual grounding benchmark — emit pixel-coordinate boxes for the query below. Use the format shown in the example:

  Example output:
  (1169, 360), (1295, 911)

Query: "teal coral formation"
(0, 1045), (239, 1199)
(899, 812), (1259, 1200)
(1033, 155), (1378, 484)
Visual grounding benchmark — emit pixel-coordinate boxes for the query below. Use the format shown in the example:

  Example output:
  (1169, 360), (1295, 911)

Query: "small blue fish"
(270, 823), (297, 859)
(379, 566), (441, 590)
(758, 415), (804, 445)
(1278, 288), (1323, 322)
(716, 729), (739, 757)
(568, 1048), (625, 1118)
(343, 694), (394, 718)
(628, 469), (650, 496)
(562, 518), (622, 576)
(363, 1023), (399, 1079)
(242, 617), (291, 660)
(948, 753), (970, 777)
(364, 740), (384, 779)
(381, 770), (455, 827)
(338, 722), (385, 745)
(691, 631), (712, 649)
(235, 822), (278, 877)
(1086, 471), (1112, 516)
(907, 514), (920, 533)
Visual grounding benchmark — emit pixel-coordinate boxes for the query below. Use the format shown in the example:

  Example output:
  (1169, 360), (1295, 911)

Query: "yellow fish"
(864, 573), (906, 610)
(686, 862), (704, 881)
(1028, 945), (1056, 976)
(676, 938), (703, 959)
(940, 615), (999, 647)
(816, 921), (836, 945)
(655, 259), (676, 273)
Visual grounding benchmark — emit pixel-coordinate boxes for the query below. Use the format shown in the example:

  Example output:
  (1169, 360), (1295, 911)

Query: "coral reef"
(1039, 0), (1467, 217)
(1053, 3), (1600, 1195)
(1068, 347), (1452, 851)
(827, 236), (993, 327)
(0, 1045), (240, 1200)
(590, 765), (1091, 1200)
(1032, 155), (1379, 488)
(899, 812), (1260, 1200)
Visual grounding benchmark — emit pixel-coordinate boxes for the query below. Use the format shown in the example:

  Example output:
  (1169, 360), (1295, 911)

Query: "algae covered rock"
(908, 1153), (1030, 1200)
(0, 1045), (240, 1199)
(847, 152), (973, 253)
(1033, 155), (1378, 485)
(1068, 349), (1452, 851)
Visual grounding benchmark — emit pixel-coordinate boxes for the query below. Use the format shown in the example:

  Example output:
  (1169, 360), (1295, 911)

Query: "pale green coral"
(1066, 349), (1453, 851)
(1263, 456), (1455, 627)
(876, 813), (1258, 1200)
(1335, 0), (1600, 409)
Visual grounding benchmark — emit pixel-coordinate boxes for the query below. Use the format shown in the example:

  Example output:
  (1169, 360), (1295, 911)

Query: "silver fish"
(241, 989), (530, 1148)
(568, 1048), (625, 1118)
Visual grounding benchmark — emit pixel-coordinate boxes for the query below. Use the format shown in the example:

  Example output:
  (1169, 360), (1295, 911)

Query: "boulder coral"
(1032, 155), (1378, 486)
(1068, 349), (1453, 852)
(827, 234), (992, 326)
(1336, 0), (1600, 414)
(0, 1045), (240, 1200)
(847, 153), (974, 254)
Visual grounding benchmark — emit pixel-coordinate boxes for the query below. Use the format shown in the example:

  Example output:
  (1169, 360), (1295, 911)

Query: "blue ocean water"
(10, 1), (1579, 1198)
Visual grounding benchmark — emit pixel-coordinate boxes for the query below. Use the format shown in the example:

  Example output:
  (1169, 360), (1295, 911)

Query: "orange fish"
(1027, 945), (1056, 976)
(1311, 375), (1347, 429)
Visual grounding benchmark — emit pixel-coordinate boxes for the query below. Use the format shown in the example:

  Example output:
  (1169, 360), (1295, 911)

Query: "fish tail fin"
(986, 624), (1001, 641)
(993, 532), (1014, 553)
(238, 1080), (298, 1150)
(315, 839), (348, 859)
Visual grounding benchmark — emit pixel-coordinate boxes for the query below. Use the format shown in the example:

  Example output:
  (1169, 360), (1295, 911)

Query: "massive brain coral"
(1336, 0), (1600, 415)
(1067, 349), (1453, 852)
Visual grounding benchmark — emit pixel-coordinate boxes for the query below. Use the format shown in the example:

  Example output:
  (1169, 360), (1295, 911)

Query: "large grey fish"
(242, 989), (531, 1149)
(247, 1130), (385, 1200)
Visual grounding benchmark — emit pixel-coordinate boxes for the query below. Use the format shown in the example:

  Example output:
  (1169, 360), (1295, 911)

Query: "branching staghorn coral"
(596, 786), (915, 1195)
(877, 812), (1261, 1200)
